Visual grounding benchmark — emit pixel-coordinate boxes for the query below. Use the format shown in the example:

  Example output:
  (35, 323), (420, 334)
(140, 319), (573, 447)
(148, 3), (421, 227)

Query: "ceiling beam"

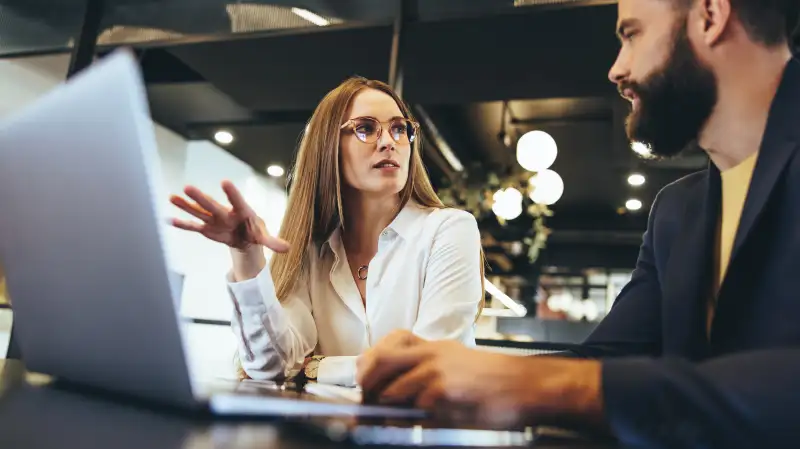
(183, 110), (313, 132)
(542, 242), (640, 270)
(547, 229), (644, 246)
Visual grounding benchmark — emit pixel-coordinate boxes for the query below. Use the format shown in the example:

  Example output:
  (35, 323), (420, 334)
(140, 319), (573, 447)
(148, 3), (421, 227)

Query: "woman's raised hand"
(169, 180), (289, 254)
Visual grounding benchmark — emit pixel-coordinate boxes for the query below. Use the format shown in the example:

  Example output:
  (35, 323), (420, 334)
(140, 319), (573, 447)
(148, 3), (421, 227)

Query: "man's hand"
(356, 331), (606, 429)
(357, 330), (426, 403)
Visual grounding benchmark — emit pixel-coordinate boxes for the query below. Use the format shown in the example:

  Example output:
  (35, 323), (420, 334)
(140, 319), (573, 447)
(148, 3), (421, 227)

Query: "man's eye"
(622, 30), (637, 41)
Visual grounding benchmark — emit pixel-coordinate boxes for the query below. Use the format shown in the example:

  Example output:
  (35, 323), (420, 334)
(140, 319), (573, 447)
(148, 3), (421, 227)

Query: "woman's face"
(339, 88), (413, 197)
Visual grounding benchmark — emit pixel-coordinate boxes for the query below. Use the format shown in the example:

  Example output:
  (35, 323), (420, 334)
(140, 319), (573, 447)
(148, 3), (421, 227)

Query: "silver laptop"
(0, 49), (422, 419)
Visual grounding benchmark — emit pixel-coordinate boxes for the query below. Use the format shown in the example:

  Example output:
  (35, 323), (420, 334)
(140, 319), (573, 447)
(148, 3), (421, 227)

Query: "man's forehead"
(617, 0), (679, 26)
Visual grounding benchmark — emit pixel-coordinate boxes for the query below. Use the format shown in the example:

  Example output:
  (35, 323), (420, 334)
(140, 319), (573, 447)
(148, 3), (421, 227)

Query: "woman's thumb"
(258, 233), (291, 253)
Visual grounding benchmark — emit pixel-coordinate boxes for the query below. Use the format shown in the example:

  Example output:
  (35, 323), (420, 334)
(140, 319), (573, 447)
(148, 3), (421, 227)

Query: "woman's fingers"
(169, 195), (213, 222)
(173, 183), (286, 252)
(221, 180), (254, 216)
(183, 186), (229, 218)
(223, 181), (289, 252)
(170, 218), (205, 233)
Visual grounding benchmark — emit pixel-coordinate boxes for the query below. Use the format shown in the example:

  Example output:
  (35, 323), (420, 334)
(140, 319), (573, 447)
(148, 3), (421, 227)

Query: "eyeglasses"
(340, 116), (419, 144)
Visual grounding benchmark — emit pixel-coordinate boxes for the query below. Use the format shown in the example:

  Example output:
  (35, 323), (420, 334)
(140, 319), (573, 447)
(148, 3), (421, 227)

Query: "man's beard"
(623, 22), (718, 158)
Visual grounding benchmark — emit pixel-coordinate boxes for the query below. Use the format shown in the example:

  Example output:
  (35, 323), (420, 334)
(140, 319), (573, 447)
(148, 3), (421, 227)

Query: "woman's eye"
(356, 124), (375, 134)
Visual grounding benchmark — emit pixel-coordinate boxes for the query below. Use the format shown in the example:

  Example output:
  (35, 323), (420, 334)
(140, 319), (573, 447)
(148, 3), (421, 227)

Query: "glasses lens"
(352, 118), (380, 143)
(389, 118), (416, 144)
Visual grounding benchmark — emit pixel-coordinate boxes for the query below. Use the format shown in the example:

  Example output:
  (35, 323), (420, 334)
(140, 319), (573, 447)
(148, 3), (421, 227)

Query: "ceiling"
(113, 2), (713, 275)
(2, 0), (749, 278)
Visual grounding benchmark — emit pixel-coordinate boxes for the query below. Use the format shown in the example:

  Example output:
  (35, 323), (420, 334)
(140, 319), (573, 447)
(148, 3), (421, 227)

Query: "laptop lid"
(0, 50), (197, 408)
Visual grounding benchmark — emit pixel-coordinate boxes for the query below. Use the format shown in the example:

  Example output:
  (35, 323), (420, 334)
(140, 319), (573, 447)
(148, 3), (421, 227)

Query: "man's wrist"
(521, 358), (605, 428)
(567, 360), (604, 424)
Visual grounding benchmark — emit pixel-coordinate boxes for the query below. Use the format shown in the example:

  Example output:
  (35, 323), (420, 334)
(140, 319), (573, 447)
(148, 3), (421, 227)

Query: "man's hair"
(675, 0), (797, 47)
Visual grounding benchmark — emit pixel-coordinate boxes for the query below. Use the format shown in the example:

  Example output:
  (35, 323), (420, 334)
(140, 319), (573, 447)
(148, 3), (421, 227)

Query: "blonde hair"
(236, 77), (485, 379)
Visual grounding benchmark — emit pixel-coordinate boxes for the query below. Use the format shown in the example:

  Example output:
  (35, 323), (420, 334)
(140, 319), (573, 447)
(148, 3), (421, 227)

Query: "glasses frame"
(340, 116), (420, 144)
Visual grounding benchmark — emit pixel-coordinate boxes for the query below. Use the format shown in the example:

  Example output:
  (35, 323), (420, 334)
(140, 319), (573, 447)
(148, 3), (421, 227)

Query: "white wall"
(0, 54), (288, 380)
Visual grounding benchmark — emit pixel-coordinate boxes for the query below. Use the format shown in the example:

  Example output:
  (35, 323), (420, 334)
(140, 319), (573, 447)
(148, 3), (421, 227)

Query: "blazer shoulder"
(655, 169), (707, 207)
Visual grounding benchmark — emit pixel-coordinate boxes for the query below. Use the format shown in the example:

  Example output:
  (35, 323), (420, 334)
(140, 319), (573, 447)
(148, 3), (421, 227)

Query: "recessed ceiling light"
(627, 173), (646, 187)
(625, 199), (643, 211)
(266, 165), (285, 177)
(214, 130), (234, 145)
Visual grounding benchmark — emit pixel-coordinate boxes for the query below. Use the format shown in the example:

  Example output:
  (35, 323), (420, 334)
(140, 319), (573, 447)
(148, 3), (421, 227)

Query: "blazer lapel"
(728, 58), (800, 267)
(661, 165), (719, 360)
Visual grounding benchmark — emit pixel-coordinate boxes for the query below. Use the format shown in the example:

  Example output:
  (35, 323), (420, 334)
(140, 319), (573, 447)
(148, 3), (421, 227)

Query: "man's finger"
(378, 363), (435, 405)
(416, 380), (447, 411)
(356, 331), (423, 385)
(358, 345), (435, 398)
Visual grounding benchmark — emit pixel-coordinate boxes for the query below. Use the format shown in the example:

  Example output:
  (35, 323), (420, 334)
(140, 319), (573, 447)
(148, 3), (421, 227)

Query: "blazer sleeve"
(576, 192), (665, 358)
(602, 349), (800, 448)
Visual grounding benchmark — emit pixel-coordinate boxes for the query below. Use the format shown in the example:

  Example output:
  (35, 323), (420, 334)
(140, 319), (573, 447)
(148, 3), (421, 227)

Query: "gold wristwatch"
(303, 355), (325, 380)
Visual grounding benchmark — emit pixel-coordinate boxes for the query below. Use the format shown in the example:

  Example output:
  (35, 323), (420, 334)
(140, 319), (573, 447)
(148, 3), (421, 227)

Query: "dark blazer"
(584, 57), (800, 448)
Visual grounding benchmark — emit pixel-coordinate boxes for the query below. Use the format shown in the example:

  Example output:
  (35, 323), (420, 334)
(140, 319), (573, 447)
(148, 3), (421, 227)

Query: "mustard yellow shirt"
(0, 263), (7, 305)
(708, 151), (759, 334)
(0, 276), (7, 305)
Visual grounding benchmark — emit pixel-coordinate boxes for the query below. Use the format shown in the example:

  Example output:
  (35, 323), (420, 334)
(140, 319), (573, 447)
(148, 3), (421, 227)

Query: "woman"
(170, 77), (484, 386)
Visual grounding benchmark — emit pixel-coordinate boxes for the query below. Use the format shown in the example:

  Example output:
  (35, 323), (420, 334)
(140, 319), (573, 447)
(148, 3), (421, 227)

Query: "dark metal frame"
(66, 0), (105, 78)
(0, 0), (614, 61)
(388, 0), (417, 96)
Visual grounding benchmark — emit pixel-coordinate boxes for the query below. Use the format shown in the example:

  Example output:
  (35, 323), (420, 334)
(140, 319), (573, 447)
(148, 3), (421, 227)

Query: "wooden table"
(0, 360), (617, 448)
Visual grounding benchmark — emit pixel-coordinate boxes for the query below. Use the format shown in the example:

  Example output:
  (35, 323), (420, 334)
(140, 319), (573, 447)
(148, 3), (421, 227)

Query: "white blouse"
(227, 202), (483, 386)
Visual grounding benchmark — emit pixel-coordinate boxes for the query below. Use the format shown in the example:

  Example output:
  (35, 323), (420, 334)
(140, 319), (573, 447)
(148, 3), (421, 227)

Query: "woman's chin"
(361, 183), (405, 198)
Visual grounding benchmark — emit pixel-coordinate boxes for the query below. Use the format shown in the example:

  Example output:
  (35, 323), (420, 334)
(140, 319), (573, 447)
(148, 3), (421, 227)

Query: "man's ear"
(699, 0), (733, 46)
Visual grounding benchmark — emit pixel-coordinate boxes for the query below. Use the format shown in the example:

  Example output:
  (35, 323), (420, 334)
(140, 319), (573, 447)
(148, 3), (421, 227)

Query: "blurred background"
(1, 0), (798, 374)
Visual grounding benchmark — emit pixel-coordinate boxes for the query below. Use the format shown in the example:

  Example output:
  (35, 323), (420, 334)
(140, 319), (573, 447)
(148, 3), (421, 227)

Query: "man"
(356, 0), (800, 447)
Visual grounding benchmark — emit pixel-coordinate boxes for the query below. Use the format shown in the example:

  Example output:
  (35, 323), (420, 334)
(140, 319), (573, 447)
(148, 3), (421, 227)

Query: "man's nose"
(608, 51), (629, 85)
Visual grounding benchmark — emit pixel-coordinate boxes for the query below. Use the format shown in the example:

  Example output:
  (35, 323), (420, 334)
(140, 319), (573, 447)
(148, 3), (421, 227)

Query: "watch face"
(306, 360), (319, 379)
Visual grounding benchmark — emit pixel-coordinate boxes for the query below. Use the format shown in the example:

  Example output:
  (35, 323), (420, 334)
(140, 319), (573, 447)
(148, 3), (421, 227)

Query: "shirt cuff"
(226, 264), (278, 309)
(317, 356), (358, 387)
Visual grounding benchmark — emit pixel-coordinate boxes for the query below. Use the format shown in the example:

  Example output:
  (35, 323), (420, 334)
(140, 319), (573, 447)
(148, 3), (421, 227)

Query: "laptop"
(0, 49), (425, 419)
